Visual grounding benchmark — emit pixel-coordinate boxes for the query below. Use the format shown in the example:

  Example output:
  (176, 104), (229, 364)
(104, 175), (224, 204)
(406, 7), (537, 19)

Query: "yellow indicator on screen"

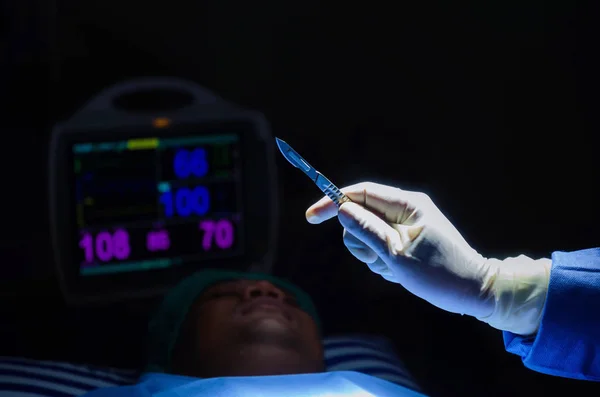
(127, 138), (158, 150)
(84, 197), (94, 205)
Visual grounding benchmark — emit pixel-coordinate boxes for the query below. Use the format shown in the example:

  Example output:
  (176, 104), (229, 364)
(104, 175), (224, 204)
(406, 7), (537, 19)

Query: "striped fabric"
(0, 358), (137, 397)
(323, 335), (421, 392)
(0, 334), (420, 396)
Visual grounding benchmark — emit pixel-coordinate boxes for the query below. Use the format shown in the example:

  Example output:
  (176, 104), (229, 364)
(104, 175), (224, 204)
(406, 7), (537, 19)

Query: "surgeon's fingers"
(344, 229), (393, 277)
(337, 202), (406, 262)
(343, 229), (378, 263)
(306, 182), (425, 225)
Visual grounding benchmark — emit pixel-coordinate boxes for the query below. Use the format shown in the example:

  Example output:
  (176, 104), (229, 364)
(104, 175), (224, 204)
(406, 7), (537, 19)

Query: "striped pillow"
(0, 334), (420, 396)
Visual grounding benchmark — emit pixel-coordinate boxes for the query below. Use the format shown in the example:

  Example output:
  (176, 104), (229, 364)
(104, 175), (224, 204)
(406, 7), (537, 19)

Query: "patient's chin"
(253, 316), (291, 331)
(239, 324), (301, 351)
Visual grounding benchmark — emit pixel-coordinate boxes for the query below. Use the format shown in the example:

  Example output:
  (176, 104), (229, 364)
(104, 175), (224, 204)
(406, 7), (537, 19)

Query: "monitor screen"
(71, 133), (244, 277)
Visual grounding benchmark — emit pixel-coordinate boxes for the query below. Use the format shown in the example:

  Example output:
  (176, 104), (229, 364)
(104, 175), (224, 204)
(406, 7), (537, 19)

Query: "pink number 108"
(79, 229), (131, 263)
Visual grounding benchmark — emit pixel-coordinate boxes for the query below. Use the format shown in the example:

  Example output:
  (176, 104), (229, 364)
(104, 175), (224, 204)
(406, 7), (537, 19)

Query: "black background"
(0, 1), (598, 396)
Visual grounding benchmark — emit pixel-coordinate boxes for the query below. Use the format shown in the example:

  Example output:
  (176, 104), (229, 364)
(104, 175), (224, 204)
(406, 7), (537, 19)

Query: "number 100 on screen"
(159, 186), (210, 218)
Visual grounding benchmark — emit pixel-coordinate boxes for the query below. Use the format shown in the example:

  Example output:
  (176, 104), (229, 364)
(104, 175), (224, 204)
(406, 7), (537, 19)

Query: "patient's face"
(170, 279), (324, 378)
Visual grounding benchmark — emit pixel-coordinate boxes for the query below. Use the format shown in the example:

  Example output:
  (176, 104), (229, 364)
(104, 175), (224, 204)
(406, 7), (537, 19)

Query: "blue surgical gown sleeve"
(503, 248), (600, 381)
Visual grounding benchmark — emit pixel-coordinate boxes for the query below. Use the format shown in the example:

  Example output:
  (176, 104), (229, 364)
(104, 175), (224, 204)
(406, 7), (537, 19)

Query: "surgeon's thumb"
(337, 202), (400, 260)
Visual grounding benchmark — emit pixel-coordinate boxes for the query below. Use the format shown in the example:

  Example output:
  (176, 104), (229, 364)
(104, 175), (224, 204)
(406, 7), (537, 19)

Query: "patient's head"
(146, 270), (324, 378)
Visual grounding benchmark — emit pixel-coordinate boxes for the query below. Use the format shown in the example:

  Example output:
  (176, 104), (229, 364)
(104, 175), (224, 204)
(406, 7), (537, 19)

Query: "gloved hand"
(306, 182), (551, 336)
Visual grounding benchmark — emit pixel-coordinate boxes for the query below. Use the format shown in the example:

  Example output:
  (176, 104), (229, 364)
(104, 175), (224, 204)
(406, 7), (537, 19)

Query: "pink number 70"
(199, 219), (234, 250)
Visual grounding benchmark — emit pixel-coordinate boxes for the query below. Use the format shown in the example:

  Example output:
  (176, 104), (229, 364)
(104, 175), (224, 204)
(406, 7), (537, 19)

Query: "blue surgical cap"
(146, 269), (320, 373)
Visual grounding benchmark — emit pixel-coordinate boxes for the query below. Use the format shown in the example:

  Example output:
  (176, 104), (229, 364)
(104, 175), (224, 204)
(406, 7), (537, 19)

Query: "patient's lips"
(237, 296), (293, 323)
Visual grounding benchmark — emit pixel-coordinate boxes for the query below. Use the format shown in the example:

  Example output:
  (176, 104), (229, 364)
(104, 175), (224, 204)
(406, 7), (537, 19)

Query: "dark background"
(1, 1), (598, 396)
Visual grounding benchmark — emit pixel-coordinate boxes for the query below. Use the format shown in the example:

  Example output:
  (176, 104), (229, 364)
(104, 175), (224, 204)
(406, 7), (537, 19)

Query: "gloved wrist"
(477, 255), (551, 336)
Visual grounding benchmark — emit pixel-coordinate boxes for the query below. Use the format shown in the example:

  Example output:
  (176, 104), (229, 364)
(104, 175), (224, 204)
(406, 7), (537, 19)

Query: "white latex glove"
(306, 182), (551, 336)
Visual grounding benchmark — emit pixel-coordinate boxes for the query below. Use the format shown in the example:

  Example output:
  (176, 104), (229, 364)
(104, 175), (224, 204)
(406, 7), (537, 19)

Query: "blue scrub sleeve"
(504, 248), (600, 381)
